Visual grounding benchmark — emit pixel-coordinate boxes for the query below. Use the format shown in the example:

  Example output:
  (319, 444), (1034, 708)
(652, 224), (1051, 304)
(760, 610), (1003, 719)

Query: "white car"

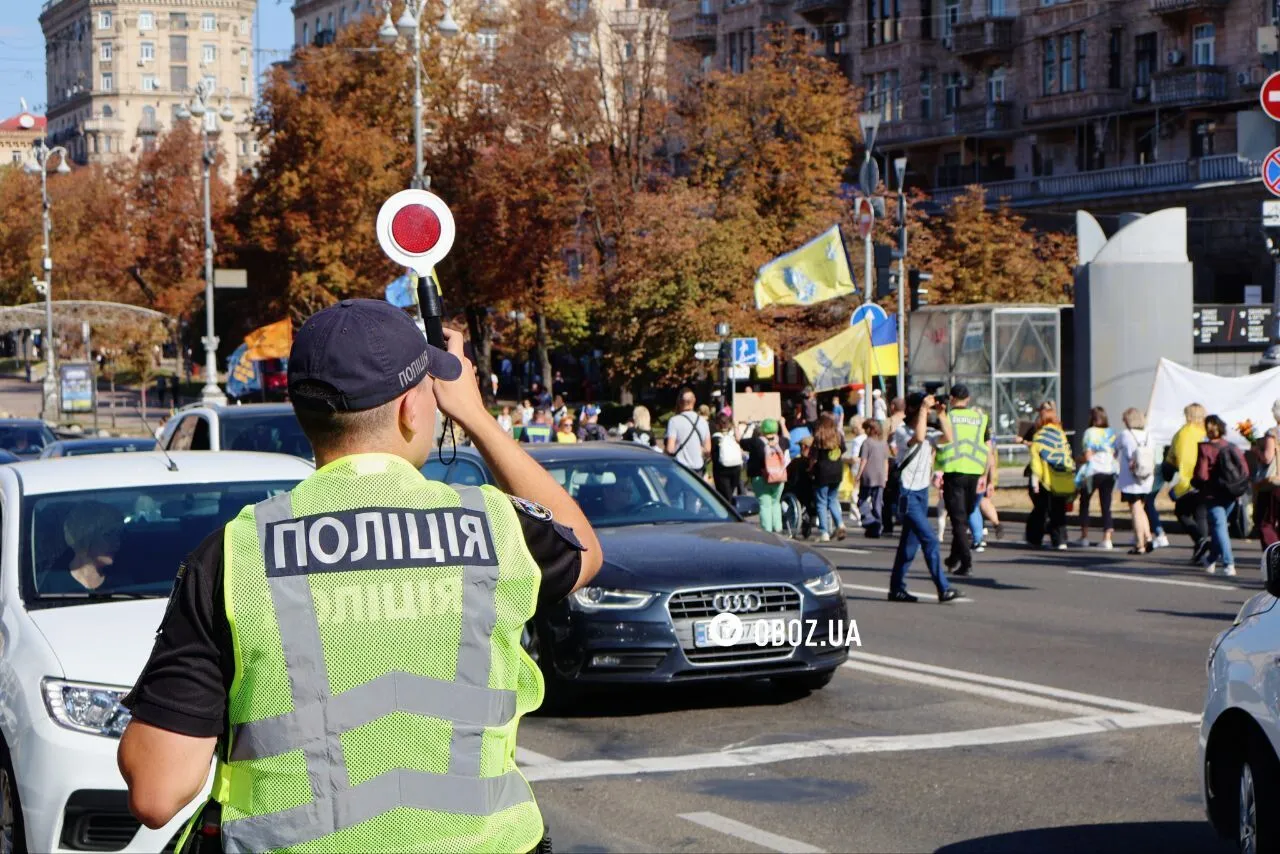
(156, 403), (312, 460)
(0, 451), (313, 853)
(1201, 542), (1280, 854)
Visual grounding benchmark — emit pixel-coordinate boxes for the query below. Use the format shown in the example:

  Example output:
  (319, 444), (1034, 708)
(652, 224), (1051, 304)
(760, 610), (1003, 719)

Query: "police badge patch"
(509, 496), (553, 522)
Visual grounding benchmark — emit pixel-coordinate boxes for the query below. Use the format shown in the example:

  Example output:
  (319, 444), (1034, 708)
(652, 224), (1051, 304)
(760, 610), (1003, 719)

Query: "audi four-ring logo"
(713, 592), (763, 613)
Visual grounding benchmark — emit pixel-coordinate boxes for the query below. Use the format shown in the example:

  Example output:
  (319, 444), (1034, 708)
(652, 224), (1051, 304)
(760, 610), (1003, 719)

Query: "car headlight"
(42, 678), (132, 738)
(804, 571), (842, 596)
(571, 587), (657, 610)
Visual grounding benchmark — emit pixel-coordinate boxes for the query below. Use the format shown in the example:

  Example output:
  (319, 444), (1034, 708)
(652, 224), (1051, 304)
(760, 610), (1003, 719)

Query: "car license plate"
(693, 617), (784, 648)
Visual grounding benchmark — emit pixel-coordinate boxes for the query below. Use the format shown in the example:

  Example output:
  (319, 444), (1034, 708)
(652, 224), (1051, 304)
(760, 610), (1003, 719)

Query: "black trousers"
(713, 466), (741, 502)
(1079, 473), (1115, 532)
(1174, 491), (1208, 547)
(942, 472), (981, 570)
(1027, 488), (1068, 547)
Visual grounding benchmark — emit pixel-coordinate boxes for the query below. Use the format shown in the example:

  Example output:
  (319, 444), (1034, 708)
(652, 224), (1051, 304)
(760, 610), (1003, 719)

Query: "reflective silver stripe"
(225, 485), (528, 852)
(448, 486), (498, 779)
(230, 673), (518, 762)
(223, 770), (532, 854)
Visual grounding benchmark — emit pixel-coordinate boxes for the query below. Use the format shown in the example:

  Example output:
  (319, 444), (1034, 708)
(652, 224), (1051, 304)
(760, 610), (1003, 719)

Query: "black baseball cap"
(288, 299), (462, 412)
(950, 383), (970, 400)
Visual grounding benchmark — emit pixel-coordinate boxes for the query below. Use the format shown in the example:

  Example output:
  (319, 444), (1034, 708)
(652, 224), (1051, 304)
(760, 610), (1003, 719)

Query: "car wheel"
(521, 621), (570, 715)
(1240, 734), (1280, 854)
(0, 742), (26, 854)
(772, 669), (836, 695)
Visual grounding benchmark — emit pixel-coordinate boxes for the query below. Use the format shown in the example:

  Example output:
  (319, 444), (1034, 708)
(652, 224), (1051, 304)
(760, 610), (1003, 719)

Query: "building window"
(1060, 33), (1074, 92)
(171, 35), (188, 62)
(1135, 32), (1155, 87)
(101, 73), (113, 91)
(11, 152), (20, 165)
(920, 69), (933, 119)
(326, 12), (334, 31)
(1192, 23), (1214, 66)
(987, 66), (1006, 102)
(241, 76), (249, 94)
(98, 11), (112, 29)
(570, 32), (590, 60)
(171, 65), (188, 91)
(201, 13), (217, 32)
(141, 41), (155, 62)
(303, 23), (310, 44)
(203, 44), (217, 63)
(477, 28), (499, 58)
(339, 6), (348, 26)
(142, 135), (157, 153)
(1108, 28), (1122, 89)
(867, 0), (902, 46)
(100, 41), (112, 61)
(241, 48), (249, 67)
(942, 0), (959, 45)
(921, 0), (933, 39)
(624, 40), (635, 60)
(141, 105), (157, 129)
(240, 138), (248, 156)
(170, 12), (188, 29)
(944, 70), (961, 115)
(139, 11), (154, 30)
(102, 105), (113, 117)
(1041, 37), (1056, 95)
(143, 75), (159, 91)
(1078, 32), (1086, 90)
(202, 75), (217, 92)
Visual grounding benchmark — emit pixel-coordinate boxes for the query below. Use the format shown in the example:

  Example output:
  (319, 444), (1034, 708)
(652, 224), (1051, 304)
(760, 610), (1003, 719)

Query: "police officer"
(935, 384), (992, 577)
(118, 299), (602, 853)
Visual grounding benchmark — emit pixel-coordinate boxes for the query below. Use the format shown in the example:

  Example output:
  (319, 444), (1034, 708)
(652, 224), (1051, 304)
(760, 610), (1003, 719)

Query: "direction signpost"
(694, 341), (719, 361)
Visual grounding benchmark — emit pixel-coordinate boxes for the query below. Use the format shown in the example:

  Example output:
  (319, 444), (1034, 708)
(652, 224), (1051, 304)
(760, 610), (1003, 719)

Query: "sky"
(0, 0), (296, 117)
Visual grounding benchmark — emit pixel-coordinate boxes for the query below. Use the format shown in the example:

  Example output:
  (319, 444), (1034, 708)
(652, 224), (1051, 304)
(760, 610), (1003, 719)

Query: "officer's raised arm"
(434, 328), (603, 590)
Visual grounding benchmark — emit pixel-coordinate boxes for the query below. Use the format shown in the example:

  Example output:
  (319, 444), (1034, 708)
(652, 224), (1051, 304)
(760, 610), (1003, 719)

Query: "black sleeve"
(121, 528), (233, 739)
(516, 510), (585, 612)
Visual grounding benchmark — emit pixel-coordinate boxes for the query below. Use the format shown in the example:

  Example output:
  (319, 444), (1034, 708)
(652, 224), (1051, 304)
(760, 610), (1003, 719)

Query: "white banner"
(1146, 358), (1280, 449)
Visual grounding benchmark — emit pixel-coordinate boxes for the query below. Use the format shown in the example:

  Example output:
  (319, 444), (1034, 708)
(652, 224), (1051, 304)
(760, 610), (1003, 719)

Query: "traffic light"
(908, 269), (932, 311)
(874, 243), (896, 299)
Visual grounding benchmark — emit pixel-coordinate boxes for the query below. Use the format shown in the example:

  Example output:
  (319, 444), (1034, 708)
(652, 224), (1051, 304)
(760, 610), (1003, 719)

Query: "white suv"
(1201, 542), (1280, 854)
(157, 403), (313, 460)
(0, 451), (312, 852)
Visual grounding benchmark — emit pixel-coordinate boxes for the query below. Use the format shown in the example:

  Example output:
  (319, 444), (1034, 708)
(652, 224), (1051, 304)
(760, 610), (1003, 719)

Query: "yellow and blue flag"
(754, 225), (856, 309)
(226, 344), (260, 399)
(243, 318), (292, 361)
(755, 343), (775, 380)
(793, 325), (873, 393)
(385, 269), (441, 310)
(868, 313), (899, 376)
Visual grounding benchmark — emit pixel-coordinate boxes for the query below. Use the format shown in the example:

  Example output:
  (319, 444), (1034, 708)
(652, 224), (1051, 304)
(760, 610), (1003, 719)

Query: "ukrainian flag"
(243, 318), (292, 361)
(868, 313), (899, 376)
(793, 325), (872, 393)
(754, 225), (856, 309)
(226, 344), (261, 399)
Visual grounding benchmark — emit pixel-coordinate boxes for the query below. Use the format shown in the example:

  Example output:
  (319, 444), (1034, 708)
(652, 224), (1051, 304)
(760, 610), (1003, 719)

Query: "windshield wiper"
(36, 591), (160, 601)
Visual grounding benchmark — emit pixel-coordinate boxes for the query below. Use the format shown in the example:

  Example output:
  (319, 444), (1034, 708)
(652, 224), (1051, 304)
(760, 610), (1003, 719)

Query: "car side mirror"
(735, 495), (760, 518)
(1265, 542), (1280, 598)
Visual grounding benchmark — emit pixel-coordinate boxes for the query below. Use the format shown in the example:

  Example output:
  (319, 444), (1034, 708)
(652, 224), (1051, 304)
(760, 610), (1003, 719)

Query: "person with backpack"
(1192, 414), (1247, 576)
(664, 388), (712, 476)
(1027, 404), (1076, 549)
(710, 414), (744, 502)
(1253, 400), (1280, 546)
(1117, 407), (1156, 555)
(1166, 403), (1209, 563)
(742, 418), (791, 533)
(1077, 406), (1118, 550)
(807, 414), (847, 541)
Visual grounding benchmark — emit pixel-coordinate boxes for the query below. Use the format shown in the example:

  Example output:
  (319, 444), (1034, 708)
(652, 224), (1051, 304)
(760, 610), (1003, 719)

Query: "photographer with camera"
(935, 384), (993, 577)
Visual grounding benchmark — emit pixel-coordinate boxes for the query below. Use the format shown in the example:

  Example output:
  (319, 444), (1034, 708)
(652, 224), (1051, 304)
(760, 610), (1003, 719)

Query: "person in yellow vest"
(935, 384), (992, 577)
(117, 299), (603, 854)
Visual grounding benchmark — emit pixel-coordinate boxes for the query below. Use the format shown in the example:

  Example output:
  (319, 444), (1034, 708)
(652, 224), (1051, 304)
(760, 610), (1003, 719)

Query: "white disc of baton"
(375, 189), (456, 275)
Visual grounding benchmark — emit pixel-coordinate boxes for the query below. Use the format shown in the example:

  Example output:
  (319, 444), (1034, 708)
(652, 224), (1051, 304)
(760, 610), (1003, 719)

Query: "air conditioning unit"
(1133, 83), (1149, 101)
(137, 57), (145, 66)
(832, 23), (848, 37)
(1167, 48), (1184, 66)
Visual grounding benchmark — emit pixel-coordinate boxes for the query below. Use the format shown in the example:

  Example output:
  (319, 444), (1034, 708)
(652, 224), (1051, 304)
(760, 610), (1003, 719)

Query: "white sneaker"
(1154, 534), (1170, 549)
(818, 532), (831, 542)
(1076, 538), (1092, 548)
(1100, 540), (1114, 551)
(1057, 543), (1068, 551)
(1204, 562), (1218, 576)
(1221, 564), (1237, 577)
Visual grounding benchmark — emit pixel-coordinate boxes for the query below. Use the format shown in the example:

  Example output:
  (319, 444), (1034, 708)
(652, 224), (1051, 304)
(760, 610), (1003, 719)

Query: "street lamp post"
(379, 0), (460, 190)
(856, 112), (881, 306)
(24, 139), (72, 420)
(176, 80), (235, 407)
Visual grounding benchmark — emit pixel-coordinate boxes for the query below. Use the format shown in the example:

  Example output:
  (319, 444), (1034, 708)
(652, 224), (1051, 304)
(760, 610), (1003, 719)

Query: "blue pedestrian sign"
(1265, 147), (1280, 198)
(732, 337), (759, 366)
(850, 303), (889, 327)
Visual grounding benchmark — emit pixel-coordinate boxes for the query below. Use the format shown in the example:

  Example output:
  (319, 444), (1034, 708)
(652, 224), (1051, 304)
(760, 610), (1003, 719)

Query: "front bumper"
(541, 590), (850, 684)
(17, 716), (208, 853)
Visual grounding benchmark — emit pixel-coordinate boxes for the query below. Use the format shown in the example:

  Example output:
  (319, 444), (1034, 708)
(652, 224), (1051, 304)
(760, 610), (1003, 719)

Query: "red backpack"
(764, 444), (788, 484)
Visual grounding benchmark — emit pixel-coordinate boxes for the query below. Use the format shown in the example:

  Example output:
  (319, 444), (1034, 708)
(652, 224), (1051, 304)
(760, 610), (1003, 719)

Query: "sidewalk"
(0, 375), (175, 437)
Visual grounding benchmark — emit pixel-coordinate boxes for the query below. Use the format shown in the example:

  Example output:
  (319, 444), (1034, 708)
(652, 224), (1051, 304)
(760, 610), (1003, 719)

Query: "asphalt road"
(520, 523), (1260, 854)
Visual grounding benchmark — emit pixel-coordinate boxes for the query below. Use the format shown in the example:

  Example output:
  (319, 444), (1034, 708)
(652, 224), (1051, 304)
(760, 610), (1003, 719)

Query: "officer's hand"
(433, 327), (487, 428)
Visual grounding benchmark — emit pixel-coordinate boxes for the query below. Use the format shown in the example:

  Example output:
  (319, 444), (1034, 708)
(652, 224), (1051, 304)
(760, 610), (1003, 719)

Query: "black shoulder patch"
(509, 495), (553, 522)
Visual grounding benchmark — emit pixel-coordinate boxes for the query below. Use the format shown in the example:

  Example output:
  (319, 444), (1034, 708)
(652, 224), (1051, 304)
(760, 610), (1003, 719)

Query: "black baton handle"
(418, 273), (445, 351)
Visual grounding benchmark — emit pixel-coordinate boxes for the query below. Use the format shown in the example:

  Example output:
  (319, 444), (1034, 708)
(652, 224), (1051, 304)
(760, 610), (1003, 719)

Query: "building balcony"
(877, 118), (948, 145)
(932, 153), (1261, 205)
(1151, 66), (1228, 105)
(1150, 0), (1229, 14)
(952, 101), (1015, 135)
(669, 9), (717, 43)
(934, 163), (1016, 188)
(1023, 90), (1130, 125)
(794, 0), (849, 19)
(952, 16), (1014, 60)
(610, 8), (644, 31)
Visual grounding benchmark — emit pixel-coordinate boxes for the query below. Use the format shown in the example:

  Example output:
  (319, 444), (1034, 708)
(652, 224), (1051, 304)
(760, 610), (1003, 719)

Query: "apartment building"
(670, 0), (1280, 299)
(0, 111), (48, 167)
(39, 0), (258, 175)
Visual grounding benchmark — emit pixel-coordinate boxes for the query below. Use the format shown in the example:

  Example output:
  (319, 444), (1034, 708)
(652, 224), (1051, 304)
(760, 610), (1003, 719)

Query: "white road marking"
(679, 812), (826, 854)
(841, 660), (1109, 716)
(843, 583), (973, 602)
(516, 747), (557, 766)
(814, 546), (873, 555)
(522, 710), (1198, 782)
(1066, 569), (1242, 591)
(844, 651), (1179, 714)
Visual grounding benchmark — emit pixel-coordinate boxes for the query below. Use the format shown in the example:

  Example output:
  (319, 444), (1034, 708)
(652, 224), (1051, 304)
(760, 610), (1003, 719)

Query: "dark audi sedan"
(424, 442), (850, 694)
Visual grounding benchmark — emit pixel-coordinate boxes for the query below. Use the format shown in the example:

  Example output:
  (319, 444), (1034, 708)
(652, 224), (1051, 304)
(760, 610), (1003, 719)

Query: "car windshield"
(24, 480), (297, 607)
(65, 440), (156, 456)
(540, 457), (732, 528)
(220, 413), (313, 459)
(0, 424), (54, 455)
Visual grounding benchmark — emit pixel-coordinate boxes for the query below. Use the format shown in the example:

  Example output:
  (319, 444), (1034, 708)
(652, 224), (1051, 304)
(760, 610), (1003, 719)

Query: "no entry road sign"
(1262, 72), (1280, 121)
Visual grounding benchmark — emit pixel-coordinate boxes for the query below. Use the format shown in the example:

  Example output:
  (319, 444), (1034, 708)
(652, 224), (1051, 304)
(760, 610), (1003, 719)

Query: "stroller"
(780, 448), (818, 539)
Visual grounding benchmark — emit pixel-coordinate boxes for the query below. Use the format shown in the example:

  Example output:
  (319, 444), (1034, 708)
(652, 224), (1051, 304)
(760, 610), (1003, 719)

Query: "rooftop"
(0, 113), (46, 133)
